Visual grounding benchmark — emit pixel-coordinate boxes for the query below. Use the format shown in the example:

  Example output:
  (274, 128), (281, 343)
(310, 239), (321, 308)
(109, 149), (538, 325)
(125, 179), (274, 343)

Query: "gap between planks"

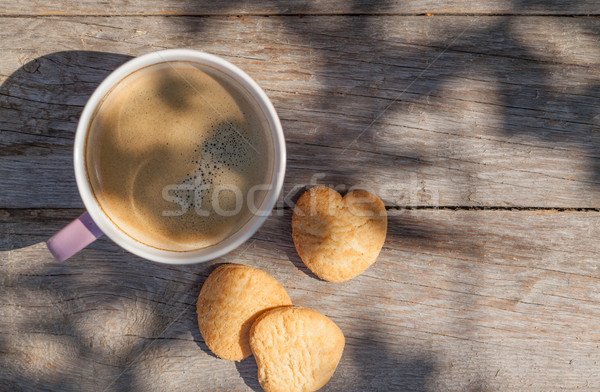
(1, 207), (600, 213)
(1, 13), (600, 17)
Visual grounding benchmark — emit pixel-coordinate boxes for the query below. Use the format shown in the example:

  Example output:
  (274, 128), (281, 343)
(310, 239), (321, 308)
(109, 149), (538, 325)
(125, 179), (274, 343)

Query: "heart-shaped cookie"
(249, 306), (345, 392)
(196, 264), (292, 361)
(292, 186), (387, 282)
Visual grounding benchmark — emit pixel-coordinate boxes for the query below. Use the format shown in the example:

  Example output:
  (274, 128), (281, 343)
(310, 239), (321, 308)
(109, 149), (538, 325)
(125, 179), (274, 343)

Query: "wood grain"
(1, 208), (599, 391)
(2, 16), (600, 208)
(0, 1), (598, 16)
(2, 9), (600, 392)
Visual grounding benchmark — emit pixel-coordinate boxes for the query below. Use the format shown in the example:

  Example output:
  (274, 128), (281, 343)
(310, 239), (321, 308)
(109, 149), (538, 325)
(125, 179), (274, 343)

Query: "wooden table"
(1, 2), (600, 391)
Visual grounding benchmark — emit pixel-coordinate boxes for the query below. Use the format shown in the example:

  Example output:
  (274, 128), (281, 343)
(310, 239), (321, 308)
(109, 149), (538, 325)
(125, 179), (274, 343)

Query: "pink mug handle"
(46, 211), (104, 261)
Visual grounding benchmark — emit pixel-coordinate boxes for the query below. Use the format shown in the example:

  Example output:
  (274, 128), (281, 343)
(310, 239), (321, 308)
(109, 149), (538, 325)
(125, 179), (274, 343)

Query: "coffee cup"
(46, 49), (285, 264)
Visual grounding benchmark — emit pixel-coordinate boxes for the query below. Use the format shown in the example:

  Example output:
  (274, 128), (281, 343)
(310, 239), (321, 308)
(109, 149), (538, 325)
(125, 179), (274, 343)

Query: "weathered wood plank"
(2, 16), (600, 208)
(1, 208), (599, 391)
(0, 1), (598, 16)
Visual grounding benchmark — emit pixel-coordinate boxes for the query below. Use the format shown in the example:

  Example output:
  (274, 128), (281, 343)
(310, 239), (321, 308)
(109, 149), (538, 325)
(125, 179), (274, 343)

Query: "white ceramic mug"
(46, 49), (285, 264)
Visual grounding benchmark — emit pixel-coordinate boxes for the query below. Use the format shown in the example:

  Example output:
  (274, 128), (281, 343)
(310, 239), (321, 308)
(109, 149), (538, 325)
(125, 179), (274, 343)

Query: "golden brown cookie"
(196, 264), (292, 361)
(292, 186), (387, 282)
(249, 306), (345, 392)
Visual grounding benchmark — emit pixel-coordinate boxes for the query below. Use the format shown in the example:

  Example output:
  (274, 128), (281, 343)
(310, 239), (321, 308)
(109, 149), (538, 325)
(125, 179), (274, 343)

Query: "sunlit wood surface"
(1, 2), (599, 391)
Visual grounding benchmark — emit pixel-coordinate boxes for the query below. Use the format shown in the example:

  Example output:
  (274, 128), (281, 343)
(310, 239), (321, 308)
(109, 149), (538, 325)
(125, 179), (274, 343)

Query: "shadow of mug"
(0, 51), (220, 390)
(0, 51), (134, 220)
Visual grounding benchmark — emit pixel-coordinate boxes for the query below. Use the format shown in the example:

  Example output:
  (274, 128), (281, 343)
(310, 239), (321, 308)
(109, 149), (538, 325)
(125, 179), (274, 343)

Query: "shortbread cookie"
(249, 306), (345, 392)
(292, 186), (387, 282)
(196, 264), (292, 361)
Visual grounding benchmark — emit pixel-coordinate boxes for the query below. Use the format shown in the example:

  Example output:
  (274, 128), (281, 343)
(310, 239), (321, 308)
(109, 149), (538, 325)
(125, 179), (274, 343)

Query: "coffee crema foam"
(86, 61), (273, 251)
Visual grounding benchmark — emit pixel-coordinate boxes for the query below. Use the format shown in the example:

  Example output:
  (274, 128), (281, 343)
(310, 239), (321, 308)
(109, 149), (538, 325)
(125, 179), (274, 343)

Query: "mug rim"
(73, 49), (286, 264)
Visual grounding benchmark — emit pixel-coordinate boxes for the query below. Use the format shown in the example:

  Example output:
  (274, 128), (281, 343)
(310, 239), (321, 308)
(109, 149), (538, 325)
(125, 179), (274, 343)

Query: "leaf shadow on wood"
(342, 330), (436, 392)
(439, 17), (600, 195)
(226, 10), (600, 387)
(513, 0), (584, 12)
(211, 3), (600, 202)
(0, 239), (141, 391)
(0, 232), (216, 391)
(385, 211), (486, 338)
(0, 51), (229, 390)
(2, 6), (600, 391)
(0, 242), (84, 392)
